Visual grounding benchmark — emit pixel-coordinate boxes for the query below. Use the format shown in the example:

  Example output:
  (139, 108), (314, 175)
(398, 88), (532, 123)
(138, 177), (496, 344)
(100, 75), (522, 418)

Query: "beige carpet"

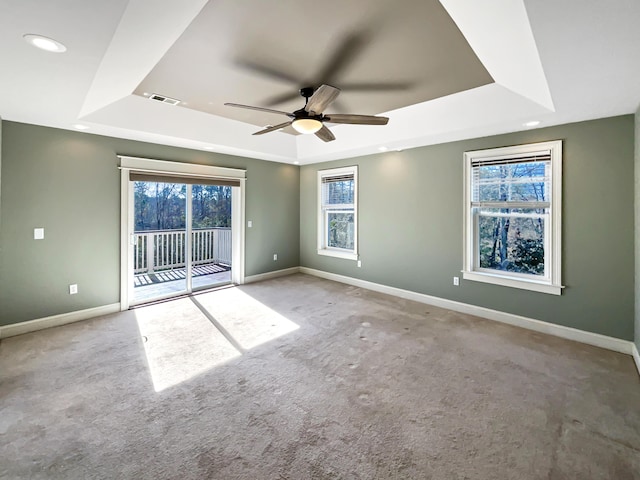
(1, 273), (639, 479)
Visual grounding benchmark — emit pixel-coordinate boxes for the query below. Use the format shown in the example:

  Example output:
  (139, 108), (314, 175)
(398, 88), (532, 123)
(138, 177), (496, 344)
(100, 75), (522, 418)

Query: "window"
(317, 166), (358, 260)
(463, 141), (563, 295)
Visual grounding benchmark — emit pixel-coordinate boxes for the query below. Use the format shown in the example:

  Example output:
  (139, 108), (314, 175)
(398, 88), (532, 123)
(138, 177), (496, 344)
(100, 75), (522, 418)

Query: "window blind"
(321, 174), (354, 184)
(471, 153), (551, 168)
(129, 171), (240, 187)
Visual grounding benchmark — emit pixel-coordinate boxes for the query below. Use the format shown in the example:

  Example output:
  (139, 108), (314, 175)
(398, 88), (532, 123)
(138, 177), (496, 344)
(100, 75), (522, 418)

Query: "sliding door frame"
(118, 156), (246, 311)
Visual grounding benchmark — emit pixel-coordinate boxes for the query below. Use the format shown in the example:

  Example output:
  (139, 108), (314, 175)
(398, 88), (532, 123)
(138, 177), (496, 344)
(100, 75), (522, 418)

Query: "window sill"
(317, 249), (358, 261)
(462, 271), (563, 295)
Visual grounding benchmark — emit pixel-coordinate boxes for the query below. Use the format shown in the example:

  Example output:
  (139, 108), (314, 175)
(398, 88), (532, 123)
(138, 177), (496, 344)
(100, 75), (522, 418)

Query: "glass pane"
(192, 185), (232, 229)
(191, 185), (232, 290)
(327, 212), (354, 250)
(476, 208), (546, 276)
(134, 181), (186, 231)
(323, 178), (354, 205)
(473, 161), (549, 203)
(133, 181), (187, 302)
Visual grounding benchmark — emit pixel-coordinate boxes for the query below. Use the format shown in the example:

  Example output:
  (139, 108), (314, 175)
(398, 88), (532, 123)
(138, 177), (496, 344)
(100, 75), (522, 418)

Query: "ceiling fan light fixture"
(292, 118), (322, 134)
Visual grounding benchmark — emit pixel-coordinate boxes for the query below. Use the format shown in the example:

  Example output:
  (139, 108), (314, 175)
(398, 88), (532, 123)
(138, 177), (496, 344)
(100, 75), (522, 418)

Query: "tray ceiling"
(133, 0), (493, 135)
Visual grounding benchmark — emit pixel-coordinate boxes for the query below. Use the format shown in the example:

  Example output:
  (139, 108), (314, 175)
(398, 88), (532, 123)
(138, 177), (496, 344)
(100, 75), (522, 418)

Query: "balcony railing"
(133, 228), (231, 274)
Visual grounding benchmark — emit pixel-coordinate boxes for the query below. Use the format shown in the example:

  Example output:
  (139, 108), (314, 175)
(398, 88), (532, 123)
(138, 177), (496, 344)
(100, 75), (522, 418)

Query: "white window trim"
(462, 141), (563, 295)
(317, 166), (358, 261)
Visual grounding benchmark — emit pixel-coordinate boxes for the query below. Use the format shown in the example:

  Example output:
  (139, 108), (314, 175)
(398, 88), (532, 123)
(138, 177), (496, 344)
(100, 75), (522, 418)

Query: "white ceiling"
(1, 0), (639, 165)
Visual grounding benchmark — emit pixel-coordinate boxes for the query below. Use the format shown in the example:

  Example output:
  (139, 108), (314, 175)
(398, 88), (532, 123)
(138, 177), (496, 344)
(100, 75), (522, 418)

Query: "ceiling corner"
(439, 0), (554, 112)
(79, 0), (209, 118)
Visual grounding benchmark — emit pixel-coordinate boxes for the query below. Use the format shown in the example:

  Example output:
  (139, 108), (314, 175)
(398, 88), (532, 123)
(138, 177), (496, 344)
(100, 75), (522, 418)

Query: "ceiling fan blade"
(261, 91), (301, 107)
(315, 30), (371, 84)
(314, 125), (336, 142)
(305, 85), (341, 114)
(340, 81), (413, 92)
(252, 121), (292, 136)
(235, 59), (300, 85)
(323, 114), (389, 125)
(224, 103), (293, 117)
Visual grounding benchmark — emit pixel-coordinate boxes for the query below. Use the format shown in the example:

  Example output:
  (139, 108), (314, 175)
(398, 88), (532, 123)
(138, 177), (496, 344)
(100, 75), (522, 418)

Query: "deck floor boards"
(133, 263), (231, 302)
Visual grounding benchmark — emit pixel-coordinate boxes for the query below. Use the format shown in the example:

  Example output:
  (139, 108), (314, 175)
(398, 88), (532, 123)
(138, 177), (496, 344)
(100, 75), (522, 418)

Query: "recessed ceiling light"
(524, 120), (540, 127)
(294, 161), (300, 165)
(73, 124), (89, 130)
(204, 146), (215, 150)
(378, 146), (388, 152)
(23, 34), (66, 53)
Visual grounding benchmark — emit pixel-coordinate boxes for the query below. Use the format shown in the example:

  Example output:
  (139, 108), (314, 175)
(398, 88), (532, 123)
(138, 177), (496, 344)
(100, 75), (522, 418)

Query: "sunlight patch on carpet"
(134, 298), (241, 392)
(192, 287), (300, 351)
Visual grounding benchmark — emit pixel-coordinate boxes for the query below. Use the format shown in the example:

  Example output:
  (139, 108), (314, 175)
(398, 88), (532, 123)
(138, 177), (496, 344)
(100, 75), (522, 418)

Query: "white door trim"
(118, 156), (246, 310)
(231, 179), (246, 285)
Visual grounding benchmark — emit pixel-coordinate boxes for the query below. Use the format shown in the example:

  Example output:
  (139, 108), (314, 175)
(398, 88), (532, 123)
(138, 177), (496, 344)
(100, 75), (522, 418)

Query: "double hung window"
(317, 166), (358, 260)
(463, 141), (562, 294)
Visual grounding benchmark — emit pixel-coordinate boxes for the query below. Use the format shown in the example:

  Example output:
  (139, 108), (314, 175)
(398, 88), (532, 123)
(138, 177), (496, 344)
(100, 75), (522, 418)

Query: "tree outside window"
(463, 141), (563, 295)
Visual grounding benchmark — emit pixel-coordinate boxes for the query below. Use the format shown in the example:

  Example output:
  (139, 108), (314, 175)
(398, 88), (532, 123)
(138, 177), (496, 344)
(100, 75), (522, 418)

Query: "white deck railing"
(133, 228), (231, 274)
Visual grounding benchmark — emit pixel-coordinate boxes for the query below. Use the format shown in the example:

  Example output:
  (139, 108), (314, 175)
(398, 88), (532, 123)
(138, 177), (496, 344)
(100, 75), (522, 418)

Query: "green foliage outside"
(328, 213), (354, 250)
(134, 182), (231, 232)
(475, 162), (547, 276)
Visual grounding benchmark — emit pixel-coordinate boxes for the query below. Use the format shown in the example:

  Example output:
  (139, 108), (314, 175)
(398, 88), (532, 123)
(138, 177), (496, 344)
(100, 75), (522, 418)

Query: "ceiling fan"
(224, 84), (389, 142)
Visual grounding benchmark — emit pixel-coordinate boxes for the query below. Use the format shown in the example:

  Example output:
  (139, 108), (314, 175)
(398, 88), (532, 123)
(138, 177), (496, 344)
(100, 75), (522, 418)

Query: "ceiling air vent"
(148, 93), (180, 106)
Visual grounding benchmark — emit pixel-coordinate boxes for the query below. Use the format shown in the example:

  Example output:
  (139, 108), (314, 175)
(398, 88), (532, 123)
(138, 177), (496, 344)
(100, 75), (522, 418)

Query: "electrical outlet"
(247, 220), (252, 228)
(273, 254), (278, 261)
(34, 228), (44, 240)
(453, 276), (459, 286)
(357, 260), (362, 268)
(69, 284), (78, 295)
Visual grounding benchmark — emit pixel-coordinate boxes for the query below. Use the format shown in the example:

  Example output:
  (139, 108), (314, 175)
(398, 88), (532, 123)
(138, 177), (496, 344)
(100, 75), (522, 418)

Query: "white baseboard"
(633, 343), (640, 378)
(300, 267), (635, 356)
(243, 267), (301, 285)
(3, 268), (637, 377)
(0, 303), (121, 339)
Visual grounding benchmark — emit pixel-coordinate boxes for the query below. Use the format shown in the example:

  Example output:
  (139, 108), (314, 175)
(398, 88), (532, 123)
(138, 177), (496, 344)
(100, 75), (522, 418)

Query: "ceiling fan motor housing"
(299, 86), (315, 99)
(293, 108), (323, 121)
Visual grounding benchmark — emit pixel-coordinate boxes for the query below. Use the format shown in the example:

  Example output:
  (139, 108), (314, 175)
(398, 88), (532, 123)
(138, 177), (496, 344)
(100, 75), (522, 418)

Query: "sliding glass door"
(130, 180), (232, 305)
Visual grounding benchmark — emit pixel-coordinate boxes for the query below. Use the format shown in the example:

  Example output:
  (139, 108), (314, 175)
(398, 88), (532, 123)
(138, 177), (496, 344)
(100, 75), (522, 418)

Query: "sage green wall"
(0, 121), (300, 326)
(301, 115), (635, 341)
